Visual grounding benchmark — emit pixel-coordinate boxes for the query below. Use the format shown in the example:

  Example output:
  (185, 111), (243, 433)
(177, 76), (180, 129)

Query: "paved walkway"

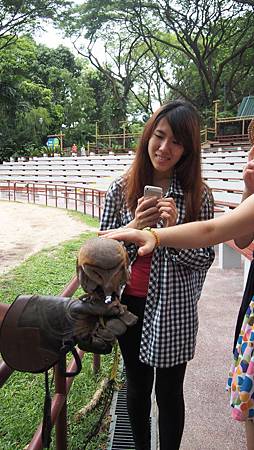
(0, 200), (97, 274)
(179, 247), (246, 450)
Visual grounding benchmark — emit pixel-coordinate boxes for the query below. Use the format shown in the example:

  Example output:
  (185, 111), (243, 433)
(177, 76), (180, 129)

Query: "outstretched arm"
(99, 194), (254, 256)
(234, 145), (254, 249)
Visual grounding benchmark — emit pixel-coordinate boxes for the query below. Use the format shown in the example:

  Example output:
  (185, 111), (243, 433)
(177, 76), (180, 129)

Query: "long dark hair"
(124, 99), (209, 222)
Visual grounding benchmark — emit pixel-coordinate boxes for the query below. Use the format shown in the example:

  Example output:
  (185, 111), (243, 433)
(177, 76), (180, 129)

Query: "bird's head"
(76, 237), (130, 300)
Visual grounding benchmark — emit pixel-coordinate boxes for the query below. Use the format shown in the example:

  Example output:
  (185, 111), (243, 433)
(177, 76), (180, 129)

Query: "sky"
(34, 21), (106, 62)
(34, 23), (76, 51)
(34, 0), (86, 53)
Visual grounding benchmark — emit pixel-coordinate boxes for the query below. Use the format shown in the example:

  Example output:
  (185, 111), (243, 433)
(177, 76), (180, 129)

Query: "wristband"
(144, 227), (161, 247)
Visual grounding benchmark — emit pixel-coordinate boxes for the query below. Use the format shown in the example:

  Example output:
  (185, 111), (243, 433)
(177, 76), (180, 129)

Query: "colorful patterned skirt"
(227, 297), (254, 421)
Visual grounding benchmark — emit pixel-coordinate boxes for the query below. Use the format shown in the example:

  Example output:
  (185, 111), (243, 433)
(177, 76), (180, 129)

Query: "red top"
(124, 252), (153, 297)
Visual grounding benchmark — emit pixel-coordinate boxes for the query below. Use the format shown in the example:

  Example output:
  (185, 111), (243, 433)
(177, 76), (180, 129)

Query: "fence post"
(98, 191), (102, 221)
(83, 188), (86, 214)
(65, 186), (68, 209)
(55, 185), (57, 207)
(75, 187), (77, 211)
(55, 364), (68, 450)
(93, 354), (101, 374)
(92, 189), (95, 217)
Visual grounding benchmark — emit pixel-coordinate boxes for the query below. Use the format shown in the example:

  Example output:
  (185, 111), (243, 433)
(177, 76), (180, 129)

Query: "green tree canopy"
(61, 0), (254, 116)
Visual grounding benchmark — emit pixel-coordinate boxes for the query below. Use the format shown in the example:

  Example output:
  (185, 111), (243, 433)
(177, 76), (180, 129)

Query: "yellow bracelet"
(144, 227), (161, 247)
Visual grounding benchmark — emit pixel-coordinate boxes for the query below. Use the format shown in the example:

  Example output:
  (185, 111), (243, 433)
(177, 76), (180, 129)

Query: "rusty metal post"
(98, 191), (102, 221)
(0, 361), (13, 388)
(0, 303), (13, 388)
(92, 189), (95, 217)
(65, 186), (68, 209)
(0, 302), (9, 322)
(93, 354), (101, 374)
(83, 188), (86, 214)
(74, 187), (77, 211)
(55, 363), (67, 450)
(55, 276), (80, 449)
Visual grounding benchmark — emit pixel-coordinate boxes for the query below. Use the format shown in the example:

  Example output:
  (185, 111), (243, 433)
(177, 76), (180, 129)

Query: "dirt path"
(0, 201), (98, 274)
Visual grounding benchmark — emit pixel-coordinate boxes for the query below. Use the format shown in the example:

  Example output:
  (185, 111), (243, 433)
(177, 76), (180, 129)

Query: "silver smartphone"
(144, 185), (163, 198)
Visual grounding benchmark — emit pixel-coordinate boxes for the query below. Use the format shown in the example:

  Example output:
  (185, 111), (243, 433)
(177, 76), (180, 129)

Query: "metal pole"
(93, 354), (101, 374)
(65, 186), (68, 209)
(74, 187), (77, 211)
(55, 363), (67, 450)
(60, 134), (63, 154)
(0, 303), (9, 323)
(95, 122), (98, 148)
(123, 123), (126, 149)
(213, 100), (220, 137)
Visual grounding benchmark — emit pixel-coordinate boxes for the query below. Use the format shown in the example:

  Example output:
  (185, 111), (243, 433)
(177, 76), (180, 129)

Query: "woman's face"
(148, 117), (184, 176)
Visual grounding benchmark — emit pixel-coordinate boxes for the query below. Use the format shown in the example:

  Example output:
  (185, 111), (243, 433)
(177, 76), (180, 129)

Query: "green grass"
(0, 212), (120, 449)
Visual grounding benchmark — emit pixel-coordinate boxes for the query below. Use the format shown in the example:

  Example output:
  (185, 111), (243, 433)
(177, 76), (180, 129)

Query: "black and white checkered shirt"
(100, 174), (215, 368)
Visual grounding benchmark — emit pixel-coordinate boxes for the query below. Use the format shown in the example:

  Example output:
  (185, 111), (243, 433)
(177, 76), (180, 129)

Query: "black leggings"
(118, 294), (187, 450)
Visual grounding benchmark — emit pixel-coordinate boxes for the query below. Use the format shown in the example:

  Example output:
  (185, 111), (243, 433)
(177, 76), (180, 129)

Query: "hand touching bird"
(74, 237), (137, 354)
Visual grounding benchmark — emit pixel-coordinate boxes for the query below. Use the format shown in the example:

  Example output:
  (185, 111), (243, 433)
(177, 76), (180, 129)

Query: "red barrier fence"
(0, 180), (107, 221)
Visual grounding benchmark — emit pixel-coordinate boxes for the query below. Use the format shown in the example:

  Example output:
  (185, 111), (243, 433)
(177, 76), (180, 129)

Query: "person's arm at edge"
(99, 194), (254, 256)
(234, 189), (254, 248)
(234, 145), (254, 249)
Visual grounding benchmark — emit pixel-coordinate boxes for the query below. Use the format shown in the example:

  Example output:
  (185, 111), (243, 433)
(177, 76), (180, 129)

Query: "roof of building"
(237, 95), (254, 116)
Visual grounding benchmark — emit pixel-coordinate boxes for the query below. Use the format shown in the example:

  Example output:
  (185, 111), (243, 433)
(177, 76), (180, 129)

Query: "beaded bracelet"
(143, 227), (161, 247)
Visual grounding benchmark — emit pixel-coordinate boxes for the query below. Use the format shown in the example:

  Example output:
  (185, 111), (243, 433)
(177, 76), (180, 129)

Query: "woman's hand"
(98, 228), (156, 256)
(157, 197), (178, 227)
(131, 196), (161, 229)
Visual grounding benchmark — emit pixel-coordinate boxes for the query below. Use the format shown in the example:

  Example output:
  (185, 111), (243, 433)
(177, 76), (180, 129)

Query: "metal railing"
(0, 181), (109, 448)
(0, 275), (102, 450)
(0, 180), (107, 221)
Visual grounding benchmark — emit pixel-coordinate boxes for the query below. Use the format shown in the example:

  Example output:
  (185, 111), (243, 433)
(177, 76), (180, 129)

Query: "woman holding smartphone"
(99, 99), (215, 450)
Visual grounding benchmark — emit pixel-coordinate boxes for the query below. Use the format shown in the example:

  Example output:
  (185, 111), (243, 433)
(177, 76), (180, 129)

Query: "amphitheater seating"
(1, 144), (253, 284)
(0, 147), (248, 200)
(0, 155), (134, 187)
(203, 139), (250, 152)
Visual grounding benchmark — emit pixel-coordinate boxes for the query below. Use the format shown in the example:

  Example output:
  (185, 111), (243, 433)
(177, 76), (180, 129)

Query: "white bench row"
(2, 159), (133, 168)
(202, 163), (244, 170)
(203, 148), (249, 155)
(203, 170), (242, 180)
(202, 153), (248, 160)
(33, 154), (134, 161)
(2, 157), (248, 167)
(0, 174), (117, 185)
(0, 166), (126, 174)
